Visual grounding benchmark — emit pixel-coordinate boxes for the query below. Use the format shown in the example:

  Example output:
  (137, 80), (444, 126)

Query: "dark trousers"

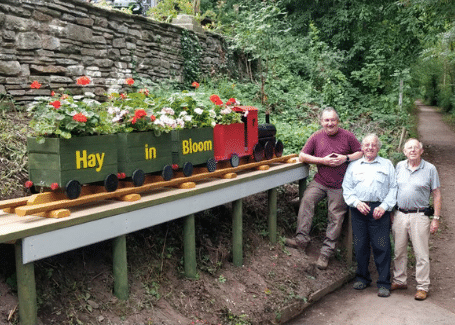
(351, 202), (391, 289)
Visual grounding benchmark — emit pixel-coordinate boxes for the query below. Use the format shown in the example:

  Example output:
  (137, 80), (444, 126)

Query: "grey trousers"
(295, 180), (347, 257)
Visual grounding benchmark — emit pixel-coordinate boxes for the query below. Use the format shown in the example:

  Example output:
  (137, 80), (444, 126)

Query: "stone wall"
(0, 0), (234, 104)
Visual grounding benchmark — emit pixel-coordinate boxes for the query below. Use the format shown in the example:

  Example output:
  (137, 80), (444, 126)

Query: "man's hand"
(356, 202), (371, 216)
(322, 153), (346, 167)
(372, 206), (385, 220)
(430, 219), (439, 234)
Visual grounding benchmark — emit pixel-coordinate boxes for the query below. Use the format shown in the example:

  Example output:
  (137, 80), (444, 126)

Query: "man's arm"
(299, 150), (363, 166)
(430, 187), (442, 234)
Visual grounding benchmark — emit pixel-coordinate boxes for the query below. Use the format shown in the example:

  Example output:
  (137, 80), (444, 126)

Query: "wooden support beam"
(183, 214), (197, 278)
(15, 240), (37, 325)
(112, 235), (128, 300)
(232, 199), (243, 266)
(268, 188), (277, 244)
(299, 178), (307, 201)
(342, 210), (353, 268)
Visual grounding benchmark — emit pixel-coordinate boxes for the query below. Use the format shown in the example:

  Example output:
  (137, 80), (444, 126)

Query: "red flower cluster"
(192, 81), (200, 89)
(76, 76), (91, 86)
(139, 88), (150, 96)
(209, 94), (223, 105)
(131, 109), (147, 124)
(225, 98), (236, 106)
(50, 100), (61, 109)
(30, 81), (41, 89)
(73, 113), (88, 123)
(125, 78), (135, 85)
(120, 93), (127, 100)
(51, 91), (55, 96)
(50, 183), (59, 190)
(150, 115), (156, 122)
(24, 180), (33, 188)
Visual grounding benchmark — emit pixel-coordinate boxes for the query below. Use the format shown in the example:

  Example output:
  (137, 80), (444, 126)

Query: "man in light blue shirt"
(342, 134), (397, 297)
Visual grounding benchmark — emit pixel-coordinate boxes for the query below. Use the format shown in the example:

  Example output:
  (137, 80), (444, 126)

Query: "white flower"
(209, 110), (216, 118)
(220, 107), (232, 115)
(179, 111), (188, 117)
(194, 108), (204, 115)
(108, 106), (119, 115)
(183, 115), (192, 122)
(244, 110), (249, 117)
(83, 92), (96, 98)
(161, 107), (175, 115)
(176, 118), (185, 128)
(211, 121), (216, 127)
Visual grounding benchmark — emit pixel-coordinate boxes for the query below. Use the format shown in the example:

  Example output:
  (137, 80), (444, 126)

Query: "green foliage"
(181, 29), (203, 85)
(147, 0), (193, 23)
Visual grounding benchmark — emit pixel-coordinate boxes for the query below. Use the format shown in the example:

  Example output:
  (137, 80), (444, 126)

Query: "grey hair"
(404, 138), (423, 150)
(362, 133), (382, 149)
(319, 107), (339, 121)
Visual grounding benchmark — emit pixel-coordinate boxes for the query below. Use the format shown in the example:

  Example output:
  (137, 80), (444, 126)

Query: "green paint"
(113, 235), (129, 300)
(268, 188), (277, 244)
(232, 199), (243, 266)
(15, 240), (37, 325)
(183, 214), (197, 278)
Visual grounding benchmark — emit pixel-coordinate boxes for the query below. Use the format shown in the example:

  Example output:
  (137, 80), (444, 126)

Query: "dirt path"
(286, 103), (455, 324)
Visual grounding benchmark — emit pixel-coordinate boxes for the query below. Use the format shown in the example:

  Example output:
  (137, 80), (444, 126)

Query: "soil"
(288, 102), (455, 324)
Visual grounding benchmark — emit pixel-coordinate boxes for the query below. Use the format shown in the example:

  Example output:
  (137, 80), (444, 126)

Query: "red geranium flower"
(76, 76), (91, 86)
(73, 113), (87, 123)
(120, 93), (127, 100)
(192, 81), (200, 89)
(50, 183), (59, 190)
(30, 81), (41, 89)
(150, 115), (156, 122)
(24, 180), (33, 188)
(210, 94), (223, 105)
(131, 117), (137, 124)
(51, 91), (55, 96)
(125, 78), (135, 85)
(134, 109), (147, 119)
(50, 100), (61, 109)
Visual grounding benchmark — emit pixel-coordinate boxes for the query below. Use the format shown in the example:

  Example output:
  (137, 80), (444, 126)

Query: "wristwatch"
(346, 155), (350, 163)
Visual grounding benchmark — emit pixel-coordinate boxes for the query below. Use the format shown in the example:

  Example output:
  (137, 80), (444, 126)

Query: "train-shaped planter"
(26, 106), (284, 199)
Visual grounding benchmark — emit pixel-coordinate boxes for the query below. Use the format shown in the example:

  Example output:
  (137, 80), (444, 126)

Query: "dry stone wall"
(0, 0), (233, 104)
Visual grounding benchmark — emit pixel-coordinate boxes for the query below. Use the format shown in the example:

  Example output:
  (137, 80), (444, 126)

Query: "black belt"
(397, 207), (426, 214)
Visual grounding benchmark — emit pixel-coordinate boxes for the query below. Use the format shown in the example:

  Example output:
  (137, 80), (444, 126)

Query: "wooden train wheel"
(230, 153), (240, 167)
(264, 141), (274, 160)
(206, 157), (217, 172)
(132, 169), (145, 187)
(275, 140), (284, 157)
(104, 173), (119, 192)
(252, 143), (264, 162)
(65, 180), (81, 200)
(162, 165), (173, 181)
(183, 162), (193, 177)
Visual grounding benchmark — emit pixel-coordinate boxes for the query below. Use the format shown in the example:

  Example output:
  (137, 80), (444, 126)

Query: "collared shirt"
(342, 156), (397, 211)
(396, 159), (440, 209)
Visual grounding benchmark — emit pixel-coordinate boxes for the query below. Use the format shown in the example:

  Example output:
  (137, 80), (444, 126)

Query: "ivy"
(181, 29), (203, 85)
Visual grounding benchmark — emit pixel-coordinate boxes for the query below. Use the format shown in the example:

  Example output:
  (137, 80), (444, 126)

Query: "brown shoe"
(390, 282), (408, 291)
(316, 255), (329, 270)
(415, 290), (428, 300)
(284, 238), (307, 250)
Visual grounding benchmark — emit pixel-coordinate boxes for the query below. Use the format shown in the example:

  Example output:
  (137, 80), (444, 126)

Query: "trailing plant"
(181, 29), (203, 85)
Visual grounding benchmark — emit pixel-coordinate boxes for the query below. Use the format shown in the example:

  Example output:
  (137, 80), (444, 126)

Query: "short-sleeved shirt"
(301, 128), (361, 189)
(396, 159), (440, 209)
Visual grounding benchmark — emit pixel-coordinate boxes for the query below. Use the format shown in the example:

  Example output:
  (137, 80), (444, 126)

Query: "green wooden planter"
(171, 127), (216, 175)
(27, 135), (118, 190)
(117, 131), (173, 183)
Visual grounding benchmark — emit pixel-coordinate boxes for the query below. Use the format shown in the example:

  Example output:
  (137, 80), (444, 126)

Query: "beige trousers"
(392, 210), (431, 291)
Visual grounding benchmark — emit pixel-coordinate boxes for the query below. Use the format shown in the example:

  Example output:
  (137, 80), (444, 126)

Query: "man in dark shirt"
(285, 107), (362, 269)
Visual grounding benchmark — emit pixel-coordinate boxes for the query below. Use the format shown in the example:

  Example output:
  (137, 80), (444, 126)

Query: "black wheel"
(275, 140), (284, 158)
(183, 162), (193, 177)
(252, 143), (264, 162)
(132, 169), (145, 187)
(162, 165), (173, 181)
(65, 180), (81, 200)
(230, 153), (240, 167)
(206, 157), (217, 172)
(264, 141), (274, 160)
(104, 173), (119, 192)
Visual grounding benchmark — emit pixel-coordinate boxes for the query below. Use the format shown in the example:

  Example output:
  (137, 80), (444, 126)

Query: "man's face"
(403, 140), (423, 160)
(362, 136), (380, 161)
(320, 111), (339, 135)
